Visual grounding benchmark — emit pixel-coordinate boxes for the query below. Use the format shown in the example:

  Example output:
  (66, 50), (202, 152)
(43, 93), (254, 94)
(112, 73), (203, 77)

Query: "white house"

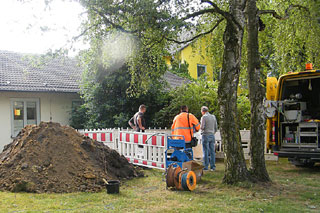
(0, 51), (82, 151)
(0, 50), (187, 151)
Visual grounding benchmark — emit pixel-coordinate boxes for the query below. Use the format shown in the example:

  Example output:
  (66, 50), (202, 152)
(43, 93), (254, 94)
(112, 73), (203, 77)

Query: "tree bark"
(218, 0), (251, 184)
(246, 0), (271, 182)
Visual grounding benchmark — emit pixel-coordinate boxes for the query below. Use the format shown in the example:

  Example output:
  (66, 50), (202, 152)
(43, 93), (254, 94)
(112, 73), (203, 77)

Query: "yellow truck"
(266, 64), (320, 167)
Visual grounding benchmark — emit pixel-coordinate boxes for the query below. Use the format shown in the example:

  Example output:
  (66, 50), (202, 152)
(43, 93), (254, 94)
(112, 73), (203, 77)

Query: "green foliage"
(237, 93), (251, 130)
(127, 44), (168, 96)
(258, 0), (320, 76)
(75, 62), (170, 129)
(169, 60), (192, 80)
(154, 76), (251, 129)
(74, 0), (320, 131)
(69, 104), (87, 129)
(78, 0), (177, 95)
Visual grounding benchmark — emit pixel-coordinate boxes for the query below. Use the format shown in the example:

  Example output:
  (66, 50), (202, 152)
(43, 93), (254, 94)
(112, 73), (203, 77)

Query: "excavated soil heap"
(0, 122), (142, 193)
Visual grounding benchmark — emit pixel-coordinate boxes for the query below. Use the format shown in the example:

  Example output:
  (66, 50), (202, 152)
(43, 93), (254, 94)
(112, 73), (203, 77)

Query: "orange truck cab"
(266, 64), (320, 167)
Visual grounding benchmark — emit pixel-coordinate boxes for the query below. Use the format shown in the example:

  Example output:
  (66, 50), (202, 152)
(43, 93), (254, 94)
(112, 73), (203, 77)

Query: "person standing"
(200, 106), (218, 171)
(128, 105), (147, 132)
(171, 105), (200, 148)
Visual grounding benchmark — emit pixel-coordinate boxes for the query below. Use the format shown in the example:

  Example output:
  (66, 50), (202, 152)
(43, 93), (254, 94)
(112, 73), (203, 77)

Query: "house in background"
(0, 50), (82, 151)
(0, 50), (187, 151)
(165, 34), (214, 80)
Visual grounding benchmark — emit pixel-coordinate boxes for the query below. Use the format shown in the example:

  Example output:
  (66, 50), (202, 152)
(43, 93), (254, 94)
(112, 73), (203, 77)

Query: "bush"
(154, 77), (251, 129)
(69, 104), (87, 130)
(70, 65), (170, 129)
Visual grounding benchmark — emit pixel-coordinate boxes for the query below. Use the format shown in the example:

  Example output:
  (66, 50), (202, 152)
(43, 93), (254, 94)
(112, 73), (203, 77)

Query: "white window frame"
(10, 98), (40, 137)
(197, 64), (207, 78)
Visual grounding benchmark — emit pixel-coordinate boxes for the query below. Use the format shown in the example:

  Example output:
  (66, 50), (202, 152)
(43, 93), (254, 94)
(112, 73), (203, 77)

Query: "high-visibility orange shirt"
(171, 112), (200, 143)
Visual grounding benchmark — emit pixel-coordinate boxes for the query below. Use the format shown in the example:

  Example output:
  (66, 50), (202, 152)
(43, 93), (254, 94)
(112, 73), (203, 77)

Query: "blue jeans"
(202, 134), (216, 170)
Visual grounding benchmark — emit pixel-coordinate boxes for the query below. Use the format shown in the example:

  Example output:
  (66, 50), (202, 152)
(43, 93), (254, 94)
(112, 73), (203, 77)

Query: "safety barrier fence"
(78, 128), (278, 169)
(213, 130), (277, 161)
(118, 131), (166, 170)
(78, 129), (115, 149)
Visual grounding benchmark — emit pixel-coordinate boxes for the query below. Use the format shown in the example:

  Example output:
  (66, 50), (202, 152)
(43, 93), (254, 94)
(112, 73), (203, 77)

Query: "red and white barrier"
(78, 129), (115, 149)
(79, 128), (278, 170)
(118, 131), (166, 170)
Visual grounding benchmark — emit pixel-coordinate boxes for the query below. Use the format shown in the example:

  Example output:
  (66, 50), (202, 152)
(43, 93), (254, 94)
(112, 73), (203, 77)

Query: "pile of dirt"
(0, 122), (142, 193)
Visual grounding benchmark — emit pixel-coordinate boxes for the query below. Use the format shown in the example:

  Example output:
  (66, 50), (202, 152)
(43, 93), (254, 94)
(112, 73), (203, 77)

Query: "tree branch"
(258, 4), (309, 20)
(166, 18), (224, 44)
(201, 0), (242, 31)
(201, 0), (229, 18)
(149, 35), (166, 49)
(92, 7), (138, 34)
(182, 8), (215, 20)
(72, 23), (100, 41)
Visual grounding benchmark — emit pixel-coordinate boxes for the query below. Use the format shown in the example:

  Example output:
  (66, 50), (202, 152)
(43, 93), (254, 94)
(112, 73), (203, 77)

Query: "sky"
(0, 0), (87, 56)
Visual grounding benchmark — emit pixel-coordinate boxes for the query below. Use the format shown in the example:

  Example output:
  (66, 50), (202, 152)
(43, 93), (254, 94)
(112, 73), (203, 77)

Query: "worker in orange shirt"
(171, 105), (200, 148)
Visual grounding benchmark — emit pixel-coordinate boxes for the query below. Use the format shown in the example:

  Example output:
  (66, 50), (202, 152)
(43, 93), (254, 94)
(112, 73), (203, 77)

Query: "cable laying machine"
(165, 135), (197, 191)
(165, 135), (193, 168)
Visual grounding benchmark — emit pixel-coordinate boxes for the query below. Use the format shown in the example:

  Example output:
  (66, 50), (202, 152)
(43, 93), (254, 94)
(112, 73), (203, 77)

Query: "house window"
(10, 98), (40, 137)
(72, 100), (83, 109)
(197, 64), (207, 78)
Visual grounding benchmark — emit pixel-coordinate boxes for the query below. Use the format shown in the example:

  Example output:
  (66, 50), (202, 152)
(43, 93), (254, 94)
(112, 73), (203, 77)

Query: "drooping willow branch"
(165, 18), (224, 44)
(258, 4), (309, 20)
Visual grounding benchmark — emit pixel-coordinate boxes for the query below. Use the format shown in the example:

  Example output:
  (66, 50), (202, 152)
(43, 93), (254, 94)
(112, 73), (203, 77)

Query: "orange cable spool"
(173, 166), (181, 189)
(175, 170), (186, 190)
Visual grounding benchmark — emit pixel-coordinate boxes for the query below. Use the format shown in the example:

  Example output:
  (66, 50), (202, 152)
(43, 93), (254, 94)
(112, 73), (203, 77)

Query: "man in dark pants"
(200, 106), (218, 171)
(128, 105), (147, 132)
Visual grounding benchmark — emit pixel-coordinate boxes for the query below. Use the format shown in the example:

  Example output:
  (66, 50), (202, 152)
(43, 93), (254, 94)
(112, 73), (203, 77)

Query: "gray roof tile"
(163, 71), (189, 89)
(0, 50), (81, 93)
(0, 50), (187, 93)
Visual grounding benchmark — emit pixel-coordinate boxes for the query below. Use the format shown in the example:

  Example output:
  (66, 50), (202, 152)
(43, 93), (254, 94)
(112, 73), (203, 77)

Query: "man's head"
(180, 105), (188, 113)
(201, 106), (209, 115)
(139, 104), (147, 113)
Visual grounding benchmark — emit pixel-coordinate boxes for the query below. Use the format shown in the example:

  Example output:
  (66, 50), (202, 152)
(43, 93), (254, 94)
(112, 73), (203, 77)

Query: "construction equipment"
(166, 164), (197, 191)
(266, 63), (320, 167)
(165, 136), (193, 168)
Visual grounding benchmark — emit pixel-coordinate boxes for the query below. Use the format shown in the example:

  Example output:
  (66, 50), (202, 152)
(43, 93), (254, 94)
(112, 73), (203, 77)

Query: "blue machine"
(165, 135), (193, 168)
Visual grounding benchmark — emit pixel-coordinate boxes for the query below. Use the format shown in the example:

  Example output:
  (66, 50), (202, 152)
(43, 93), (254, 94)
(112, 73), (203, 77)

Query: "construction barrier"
(79, 129), (278, 170)
(118, 131), (166, 170)
(78, 129), (115, 149)
(213, 130), (277, 161)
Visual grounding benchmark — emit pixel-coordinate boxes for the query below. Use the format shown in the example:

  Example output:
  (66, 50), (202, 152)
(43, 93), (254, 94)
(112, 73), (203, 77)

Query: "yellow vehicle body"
(266, 65), (320, 166)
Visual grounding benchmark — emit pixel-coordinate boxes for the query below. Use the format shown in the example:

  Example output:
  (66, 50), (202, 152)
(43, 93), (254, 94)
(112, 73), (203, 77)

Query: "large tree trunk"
(246, 0), (271, 182)
(218, 0), (251, 184)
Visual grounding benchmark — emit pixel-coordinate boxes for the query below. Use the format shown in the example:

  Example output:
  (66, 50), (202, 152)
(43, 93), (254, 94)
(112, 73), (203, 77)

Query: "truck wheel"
(289, 159), (315, 168)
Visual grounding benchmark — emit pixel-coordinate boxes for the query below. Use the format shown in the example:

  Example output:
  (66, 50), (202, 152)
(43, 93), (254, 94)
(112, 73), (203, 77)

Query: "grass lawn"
(1, 158), (320, 212)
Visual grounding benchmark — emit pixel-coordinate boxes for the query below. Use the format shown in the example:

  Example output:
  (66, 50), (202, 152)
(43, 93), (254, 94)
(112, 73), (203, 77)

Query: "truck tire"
(289, 158), (315, 168)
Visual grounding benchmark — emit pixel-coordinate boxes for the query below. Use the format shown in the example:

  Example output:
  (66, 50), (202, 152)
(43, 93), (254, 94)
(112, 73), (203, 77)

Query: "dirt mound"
(0, 122), (142, 193)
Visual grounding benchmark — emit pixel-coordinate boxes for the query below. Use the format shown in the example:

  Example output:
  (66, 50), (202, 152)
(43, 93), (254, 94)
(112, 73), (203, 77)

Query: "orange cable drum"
(173, 166), (181, 189)
(177, 170), (187, 190)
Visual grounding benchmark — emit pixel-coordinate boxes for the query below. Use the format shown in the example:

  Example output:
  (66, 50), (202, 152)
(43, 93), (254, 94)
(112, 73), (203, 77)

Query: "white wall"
(0, 91), (80, 151)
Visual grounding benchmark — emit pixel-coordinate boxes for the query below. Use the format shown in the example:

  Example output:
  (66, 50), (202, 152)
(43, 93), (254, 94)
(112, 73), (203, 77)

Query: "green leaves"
(154, 77), (251, 129)
(72, 0), (320, 130)
(258, 0), (320, 75)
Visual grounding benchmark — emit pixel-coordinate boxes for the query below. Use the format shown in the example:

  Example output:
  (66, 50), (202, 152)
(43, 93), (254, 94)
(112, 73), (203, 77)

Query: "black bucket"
(106, 180), (120, 194)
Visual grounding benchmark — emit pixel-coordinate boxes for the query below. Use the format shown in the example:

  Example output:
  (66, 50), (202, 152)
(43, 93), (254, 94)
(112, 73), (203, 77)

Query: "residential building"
(165, 34), (214, 80)
(0, 50), (186, 151)
(0, 51), (81, 151)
